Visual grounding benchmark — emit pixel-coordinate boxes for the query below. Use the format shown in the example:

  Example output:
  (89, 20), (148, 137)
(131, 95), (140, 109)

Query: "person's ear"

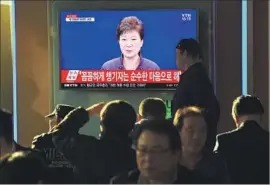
(137, 114), (143, 122)
(234, 117), (240, 128)
(140, 39), (144, 47)
(182, 50), (188, 57)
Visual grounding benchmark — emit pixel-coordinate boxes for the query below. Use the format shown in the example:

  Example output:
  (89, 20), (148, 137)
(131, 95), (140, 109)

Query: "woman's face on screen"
(119, 30), (143, 59)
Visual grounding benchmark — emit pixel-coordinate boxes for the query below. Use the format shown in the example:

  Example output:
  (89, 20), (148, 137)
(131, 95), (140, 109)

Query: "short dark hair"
(134, 119), (181, 152)
(232, 95), (264, 121)
(0, 109), (13, 143)
(0, 151), (49, 183)
(173, 106), (205, 131)
(116, 16), (144, 40)
(138, 97), (166, 119)
(176, 38), (202, 59)
(100, 100), (137, 136)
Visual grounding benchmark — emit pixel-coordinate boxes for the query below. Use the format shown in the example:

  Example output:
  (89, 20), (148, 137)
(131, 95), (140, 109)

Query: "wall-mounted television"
(59, 9), (198, 89)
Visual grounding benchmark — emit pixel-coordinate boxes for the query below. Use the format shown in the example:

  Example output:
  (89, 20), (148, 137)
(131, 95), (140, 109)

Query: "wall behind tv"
(15, 1), (50, 146)
(0, 4), (13, 110)
(253, 1), (269, 131)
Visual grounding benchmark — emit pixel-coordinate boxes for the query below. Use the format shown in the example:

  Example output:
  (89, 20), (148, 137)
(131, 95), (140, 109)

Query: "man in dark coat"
(214, 95), (269, 184)
(31, 104), (79, 183)
(172, 38), (220, 151)
(51, 101), (137, 183)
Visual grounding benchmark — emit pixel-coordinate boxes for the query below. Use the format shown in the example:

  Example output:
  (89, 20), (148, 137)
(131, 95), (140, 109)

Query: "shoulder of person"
(209, 151), (227, 164)
(142, 58), (159, 69)
(14, 142), (31, 152)
(254, 127), (269, 147)
(69, 134), (99, 148)
(185, 63), (209, 81)
(32, 133), (52, 143)
(14, 143), (43, 157)
(102, 57), (121, 68)
(73, 134), (97, 142)
(217, 129), (239, 144)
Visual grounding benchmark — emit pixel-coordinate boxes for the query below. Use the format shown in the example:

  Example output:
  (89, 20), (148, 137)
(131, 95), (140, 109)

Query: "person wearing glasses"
(111, 119), (190, 184)
(101, 16), (160, 70)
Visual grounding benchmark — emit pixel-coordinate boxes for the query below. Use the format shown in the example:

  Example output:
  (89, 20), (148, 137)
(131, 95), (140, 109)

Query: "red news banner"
(61, 70), (181, 83)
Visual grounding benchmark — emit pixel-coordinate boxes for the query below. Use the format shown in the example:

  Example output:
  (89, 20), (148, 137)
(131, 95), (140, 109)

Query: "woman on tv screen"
(101, 16), (160, 70)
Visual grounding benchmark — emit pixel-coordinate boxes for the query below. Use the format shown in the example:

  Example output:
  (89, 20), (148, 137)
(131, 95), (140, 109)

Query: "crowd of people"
(0, 39), (269, 184)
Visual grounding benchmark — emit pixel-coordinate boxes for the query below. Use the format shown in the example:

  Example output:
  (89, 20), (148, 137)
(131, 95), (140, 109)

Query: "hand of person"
(86, 102), (106, 116)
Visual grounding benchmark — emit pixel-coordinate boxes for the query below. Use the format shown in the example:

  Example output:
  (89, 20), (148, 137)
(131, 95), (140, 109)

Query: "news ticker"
(61, 70), (181, 84)
(61, 83), (178, 89)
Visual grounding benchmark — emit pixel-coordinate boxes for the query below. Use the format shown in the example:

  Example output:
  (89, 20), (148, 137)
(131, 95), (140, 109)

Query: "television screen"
(60, 9), (197, 89)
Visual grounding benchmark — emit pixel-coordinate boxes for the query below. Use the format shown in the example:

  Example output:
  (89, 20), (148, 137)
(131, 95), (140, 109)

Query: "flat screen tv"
(59, 9), (198, 89)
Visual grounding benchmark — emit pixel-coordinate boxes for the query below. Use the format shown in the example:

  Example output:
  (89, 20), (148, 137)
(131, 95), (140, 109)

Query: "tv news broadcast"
(60, 9), (197, 89)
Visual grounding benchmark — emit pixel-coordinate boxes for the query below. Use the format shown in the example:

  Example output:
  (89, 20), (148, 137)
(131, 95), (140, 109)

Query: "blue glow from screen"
(10, 0), (18, 142)
(242, 0), (248, 95)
